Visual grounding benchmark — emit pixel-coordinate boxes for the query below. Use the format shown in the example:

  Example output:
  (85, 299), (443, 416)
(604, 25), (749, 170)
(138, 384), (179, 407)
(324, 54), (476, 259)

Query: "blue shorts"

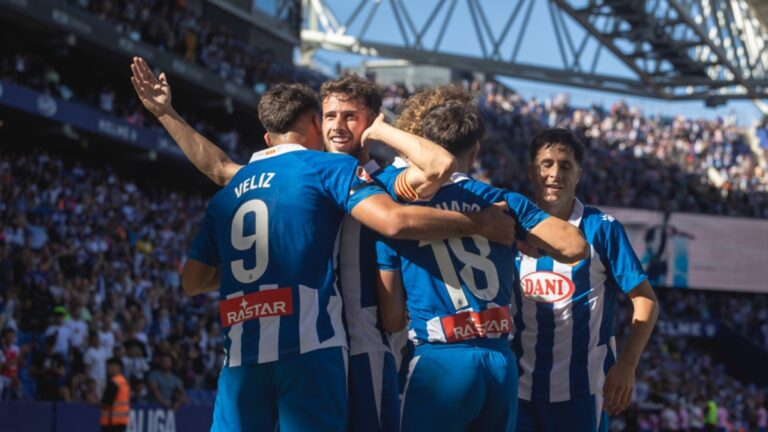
(517, 394), (609, 432)
(400, 338), (518, 432)
(348, 351), (399, 432)
(211, 346), (347, 432)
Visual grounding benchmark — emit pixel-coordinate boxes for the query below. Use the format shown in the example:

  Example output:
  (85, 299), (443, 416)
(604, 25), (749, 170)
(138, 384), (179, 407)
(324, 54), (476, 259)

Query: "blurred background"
(0, 0), (766, 431)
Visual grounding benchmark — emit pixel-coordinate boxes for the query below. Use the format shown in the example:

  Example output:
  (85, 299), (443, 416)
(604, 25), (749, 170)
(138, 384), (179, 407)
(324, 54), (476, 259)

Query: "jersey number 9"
(231, 199), (269, 283)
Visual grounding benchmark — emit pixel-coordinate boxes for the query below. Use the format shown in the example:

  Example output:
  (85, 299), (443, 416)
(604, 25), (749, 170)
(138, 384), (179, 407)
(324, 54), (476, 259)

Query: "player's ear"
(264, 132), (273, 148)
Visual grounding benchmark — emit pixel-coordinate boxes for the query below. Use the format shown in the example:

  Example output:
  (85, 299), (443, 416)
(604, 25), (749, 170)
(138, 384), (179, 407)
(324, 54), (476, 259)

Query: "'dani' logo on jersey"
(520, 271), (575, 303)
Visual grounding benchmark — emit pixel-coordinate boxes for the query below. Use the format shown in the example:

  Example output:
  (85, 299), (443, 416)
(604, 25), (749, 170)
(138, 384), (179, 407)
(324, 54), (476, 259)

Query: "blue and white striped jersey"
(188, 144), (382, 367)
(376, 172), (550, 345)
(339, 215), (393, 356)
(513, 199), (648, 402)
(338, 159), (402, 357)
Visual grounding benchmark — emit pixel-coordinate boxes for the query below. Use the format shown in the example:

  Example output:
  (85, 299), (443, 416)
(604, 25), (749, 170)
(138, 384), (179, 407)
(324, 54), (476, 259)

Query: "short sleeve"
(597, 215), (648, 293)
(188, 211), (219, 266)
(503, 192), (550, 238)
(371, 164), (406, 201)
(318, 154), (385, 213)
(375, 234), (401, 271)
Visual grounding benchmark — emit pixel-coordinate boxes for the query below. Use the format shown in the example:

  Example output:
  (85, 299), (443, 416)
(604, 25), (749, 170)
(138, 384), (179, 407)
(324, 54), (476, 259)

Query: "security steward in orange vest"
(100, 357), (130, 432)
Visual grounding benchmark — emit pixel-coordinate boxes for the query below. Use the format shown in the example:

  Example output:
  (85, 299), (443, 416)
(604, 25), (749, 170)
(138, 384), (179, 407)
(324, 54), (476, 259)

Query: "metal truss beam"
(301, 0), (768, 105)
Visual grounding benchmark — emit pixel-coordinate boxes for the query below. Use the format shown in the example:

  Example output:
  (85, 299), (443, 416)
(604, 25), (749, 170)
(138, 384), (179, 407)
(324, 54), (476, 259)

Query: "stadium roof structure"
(301, 0), (768, 110)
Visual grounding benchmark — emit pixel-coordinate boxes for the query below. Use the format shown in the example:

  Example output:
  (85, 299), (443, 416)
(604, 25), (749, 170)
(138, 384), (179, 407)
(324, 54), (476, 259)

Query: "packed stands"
(0, 149), (221, 405)
(1, 2), (766, 430)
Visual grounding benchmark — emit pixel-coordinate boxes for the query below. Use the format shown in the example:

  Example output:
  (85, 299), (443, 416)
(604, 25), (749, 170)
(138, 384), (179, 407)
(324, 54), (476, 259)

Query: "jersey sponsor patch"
(520, 271), (575, 303)
(220, 288), (293, 327)
(440, 306), (512, 342)
(356, 166), (373, 183)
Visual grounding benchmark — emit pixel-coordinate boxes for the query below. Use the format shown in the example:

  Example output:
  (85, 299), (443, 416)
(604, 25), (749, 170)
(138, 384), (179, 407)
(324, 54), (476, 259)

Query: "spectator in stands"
(662, 403), (681, 431)
(147, 353), (186, 410)
(65, 370), (100, 404)
(130, 377), (151, 405)
(122, 343), (149, 383)
(44, 307), (71, 356)
(99, 86), (115, 113)
(29, 335), (67, 401)
(84, 331), (110, 397)
(690, 398), (706, 431)
(96, 312), (117, 356)
(0, 328), (20, 400)
(67, 306), (89, 352)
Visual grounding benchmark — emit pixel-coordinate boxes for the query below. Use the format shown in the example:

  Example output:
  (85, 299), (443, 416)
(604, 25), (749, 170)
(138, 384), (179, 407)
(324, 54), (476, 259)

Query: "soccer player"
(131, 62), (517, 431)
(373, 98), (590, 432)
(514, 128), (660, 432)
(130, 58), (483, 431)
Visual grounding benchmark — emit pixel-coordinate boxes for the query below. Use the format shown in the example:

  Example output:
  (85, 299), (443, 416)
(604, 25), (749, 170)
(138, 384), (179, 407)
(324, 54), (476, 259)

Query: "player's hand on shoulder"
(474, 202), (516, 246)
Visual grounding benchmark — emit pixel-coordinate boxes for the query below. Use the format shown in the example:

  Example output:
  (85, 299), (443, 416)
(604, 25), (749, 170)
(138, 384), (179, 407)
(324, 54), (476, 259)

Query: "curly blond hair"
(395, 85), (473, 136)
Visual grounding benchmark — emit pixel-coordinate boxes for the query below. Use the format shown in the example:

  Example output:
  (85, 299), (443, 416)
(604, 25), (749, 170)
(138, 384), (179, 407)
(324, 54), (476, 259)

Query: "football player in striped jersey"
(373, 98), (590, 432)
(513, 128), (659, 432)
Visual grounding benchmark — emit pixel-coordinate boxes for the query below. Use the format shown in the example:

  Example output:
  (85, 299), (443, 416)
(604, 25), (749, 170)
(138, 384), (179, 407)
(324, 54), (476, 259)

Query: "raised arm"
(362, 114), (457, 201)
(350, 195), (516, 245)
(130, 57), (242, 185)
(526, 217), (589, 263)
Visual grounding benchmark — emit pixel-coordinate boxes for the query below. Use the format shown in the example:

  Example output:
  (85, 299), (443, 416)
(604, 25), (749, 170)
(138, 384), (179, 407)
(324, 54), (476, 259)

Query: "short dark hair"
(319, 75), (382, 115)
(420, 100), (485, 156)
(107, 357), (123, 369)
(529, 128), (585, 164)
(258, 83), (320, 134)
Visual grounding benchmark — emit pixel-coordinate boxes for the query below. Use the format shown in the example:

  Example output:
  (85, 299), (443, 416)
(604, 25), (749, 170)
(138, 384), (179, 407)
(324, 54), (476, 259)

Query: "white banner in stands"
(599, 206), (768, 293)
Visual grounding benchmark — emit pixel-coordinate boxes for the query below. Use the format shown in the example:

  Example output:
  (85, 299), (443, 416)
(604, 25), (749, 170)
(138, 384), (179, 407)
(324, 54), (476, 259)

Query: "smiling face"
(529, 144), (582, 209)
(321, 93), (374, 158)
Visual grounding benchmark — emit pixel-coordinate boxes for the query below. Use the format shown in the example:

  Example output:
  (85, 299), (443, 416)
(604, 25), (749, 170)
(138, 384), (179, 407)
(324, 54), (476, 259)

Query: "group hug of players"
(130, 56), (659, 432)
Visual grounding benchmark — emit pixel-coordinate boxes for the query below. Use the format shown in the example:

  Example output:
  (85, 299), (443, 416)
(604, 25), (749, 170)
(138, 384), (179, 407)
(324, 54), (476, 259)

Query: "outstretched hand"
(130, 56), (172, 118)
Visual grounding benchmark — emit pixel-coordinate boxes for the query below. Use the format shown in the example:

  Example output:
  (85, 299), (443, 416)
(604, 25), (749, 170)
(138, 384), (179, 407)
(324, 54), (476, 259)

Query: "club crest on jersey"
(355, 166), (372, 183)
(520, 271), (575, 303)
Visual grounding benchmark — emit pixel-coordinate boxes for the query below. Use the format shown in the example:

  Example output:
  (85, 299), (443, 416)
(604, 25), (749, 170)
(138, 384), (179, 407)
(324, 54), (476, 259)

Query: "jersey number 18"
(420, 235), (500, 311)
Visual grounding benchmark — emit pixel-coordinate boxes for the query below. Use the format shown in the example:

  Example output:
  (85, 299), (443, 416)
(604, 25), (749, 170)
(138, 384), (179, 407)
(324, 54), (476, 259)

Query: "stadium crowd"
(476, 81), (768, 218)
(380, 80), (768, 218)
(5, 2), (768, 218)
(0, 150), (221, 406)
(612, 290), (768, 431)
(61, 0), (323, 89)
